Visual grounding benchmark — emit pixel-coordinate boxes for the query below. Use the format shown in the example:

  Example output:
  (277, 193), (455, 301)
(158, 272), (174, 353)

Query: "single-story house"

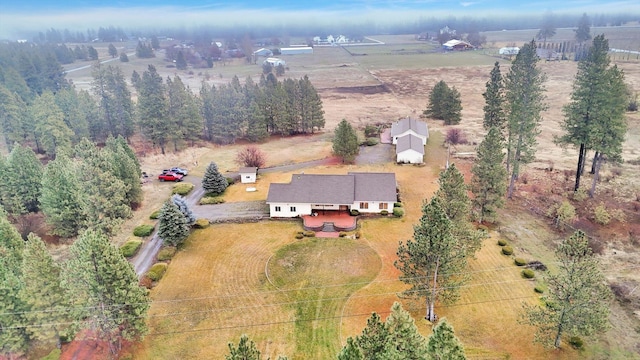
(280, 47), (313, 55)
(263, 57), (286, 67)
(396, 134), (425, 164)
(442, 39), (474, 51)
(239, 167), (258, 184)
(390, 118), (429, 145)
(266, 172), (397, 218)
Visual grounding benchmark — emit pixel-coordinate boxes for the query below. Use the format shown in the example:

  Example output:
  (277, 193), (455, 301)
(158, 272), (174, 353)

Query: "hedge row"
(172, 183), (194, 195)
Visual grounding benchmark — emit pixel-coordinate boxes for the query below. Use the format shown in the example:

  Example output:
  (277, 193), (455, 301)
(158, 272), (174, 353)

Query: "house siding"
(240, 173), (257, 183)
(269, 203), (312, 217)
(352, 201), (394, 213)
(397, 149), (424, 164)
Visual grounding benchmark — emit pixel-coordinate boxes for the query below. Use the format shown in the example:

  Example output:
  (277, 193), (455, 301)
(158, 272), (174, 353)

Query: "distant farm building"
(443, 39), (474, 51)
(263, 57), (286, 67)
(280, 47), (313, 55)
(499, 47), (520, 55)
(536, 48), (561, 61)
(253, 48), (273, 57)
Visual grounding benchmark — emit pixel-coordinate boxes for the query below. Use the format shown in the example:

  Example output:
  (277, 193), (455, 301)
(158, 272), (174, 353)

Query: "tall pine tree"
(158, 200), (190, 247)
(470, 127), (507, 223)
(332, 119), (359, 163)
(40, 154), (85, 237)
(137, 65), (170, 154)
(426, 318), (466, 360)
(482, 62), (506, 134)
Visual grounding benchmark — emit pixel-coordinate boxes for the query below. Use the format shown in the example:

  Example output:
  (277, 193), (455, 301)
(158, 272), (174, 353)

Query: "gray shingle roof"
(390, 118), (429, 138)
(266, 173), (396, 204)
(396, 134), (425, 155)
(239, 167), (258, 174)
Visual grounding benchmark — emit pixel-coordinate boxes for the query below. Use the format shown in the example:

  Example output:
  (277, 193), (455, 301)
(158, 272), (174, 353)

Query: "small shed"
(396, 134), (425, 164)
(239, 167), (258, 184)
(253, 48), (273, 57)
(263, 57), (286, 67)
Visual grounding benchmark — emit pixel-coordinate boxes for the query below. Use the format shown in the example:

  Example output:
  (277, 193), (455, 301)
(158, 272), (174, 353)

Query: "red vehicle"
(158, 172), (183, 182)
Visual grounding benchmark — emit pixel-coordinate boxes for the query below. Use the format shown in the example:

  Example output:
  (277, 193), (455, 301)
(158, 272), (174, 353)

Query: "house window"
(360, 202), (368, 209)
(245, 175), (250, 179)
(379, 203), (388, 210)
(290, 206), (296, 212)
(275, 206), (281, 212)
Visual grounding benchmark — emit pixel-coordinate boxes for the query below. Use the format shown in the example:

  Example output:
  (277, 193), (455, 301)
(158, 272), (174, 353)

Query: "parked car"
(170, 167), (188, 176)
(158, 172), (183, 182)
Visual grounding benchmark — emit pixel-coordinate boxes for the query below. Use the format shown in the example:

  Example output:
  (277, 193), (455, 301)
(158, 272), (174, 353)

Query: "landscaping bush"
(339, 232), (348, 237)
(193, 218), (210, 229)
(172, 182), (194, 195)
(534, 285), (545, 294)
(568, 336), (584, 350)
(497, 239), (508, 246)
(149, 209), (161, 220)
(594, 203), (611, 225)
(199, 196), (225, 205)
(380, 210), (389, 216)
(226, 177), (235, 186)
(133, 224), (155, 237)
(147, 263), (168, 281)
(355, 231), (361, 239)
(303, 231), (315, 237)
(295, 233), (304, 239)
(522, 269), (535, 279)
(393, 207), (404, 217)
(350, 209), (360, 216)
(394, 202), (403, 208)
(157, 247), (177, 261)
(573, 188), (589, 202)
(514, 258), (527, 266)
(365, 137), (379, 146)
(501, 246), (514, 255)
(139, 275), (153, 289)
(120, 239), (142, 258)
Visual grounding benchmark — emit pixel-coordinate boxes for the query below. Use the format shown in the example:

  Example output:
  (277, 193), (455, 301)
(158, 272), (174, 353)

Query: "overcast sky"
(1, 0), (639, 39)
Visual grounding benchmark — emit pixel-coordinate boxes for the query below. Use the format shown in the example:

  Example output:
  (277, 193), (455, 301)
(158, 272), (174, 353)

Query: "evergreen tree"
(105, 136), (143, 206)
(0, 211), (28, 356)
(225, 334), (262, 360)
(575, 13), (592, 43)
(54, 87), (91, 142)
(537, 10), (556, 46)
(521, 231), (612, 348)
(137, 65), (170, 153)
(202, 161), (228, 195)
(332, 119), (359, 163)
(171, 194), (196, 225)
(482, 62), (506, 134)
(30, 91), (73, 158)
(200, 82), (217, 141)
(108, 43), (118, 58)
(175, 51), (187, 70)
(470, 127), (507, 224)
(119, 52), (129, 62)
(338, 337), (363, 360)
(395, 197), (467, 322)
(20, 233), (72, 346)
(383, 302), (428, 359)
(40, 155), (84, 237)
(300, 75), (325, 133)
(435, 164), (480, 256)
(92, 64), (135, 141)
(356, 312), (389, 360)
(0, 84), (29, 150)
(426, 319), (466, 360)
(167, 75), (202, 150)
(63, 229), (149, 356)
(504, 40), (547, 198)
(558, 35), (627, 195)
(1, 144), (43, 214)
(158, 200), (190, 247)
(424, 80), (462, 125)
(87, 46), (98, 60)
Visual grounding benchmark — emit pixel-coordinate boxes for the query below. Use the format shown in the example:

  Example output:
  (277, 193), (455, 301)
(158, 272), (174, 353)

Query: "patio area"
(301, 211), (357, 233)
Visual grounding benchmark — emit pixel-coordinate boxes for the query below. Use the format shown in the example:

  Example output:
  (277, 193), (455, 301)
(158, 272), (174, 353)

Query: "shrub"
(593, 203), (611, 225)
(514, 258), (527, 266)
(139, 275), (153, 289)
(157, 247), (177, 261)
(365, 137), (379, 146)
(149, 209), (161, 220)
(41, 348), (61, 360)
(554, 201), (576, 230)
(568, 336), (584, 350)
(193, 218), (210, 229)
(497, 239), (508, 246)
(226, 177), (236, 186)
(147, 263), (168, 281)
(380, 210), (389, 216)
(235, 145), (267, 168)
(534, 285), (545, 294)
(339, 232), (348, 237)
(350, 209), (360, 216)
(364, 124), (379, 138)
(394, 202), (403, 208)
(502, 246), (514, 255)
(355, 231), (361, 239)
(199, 196), (225, 205)
(393, 207), (404, 217)
(445, 128), (467, 145)
(172, 182), (194, 195)
(522, 269), (535, 279)
(610, 208), (626, 223)
(133, 224), (155, 237)
(572, 188), (589, 202)
(120, 239), (142, 258)
(303, 231), (315, 237)
(295, 233), (304, 239)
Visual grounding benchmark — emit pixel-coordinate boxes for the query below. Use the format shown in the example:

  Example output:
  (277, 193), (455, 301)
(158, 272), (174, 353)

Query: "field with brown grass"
(62, 29), (640, 359)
